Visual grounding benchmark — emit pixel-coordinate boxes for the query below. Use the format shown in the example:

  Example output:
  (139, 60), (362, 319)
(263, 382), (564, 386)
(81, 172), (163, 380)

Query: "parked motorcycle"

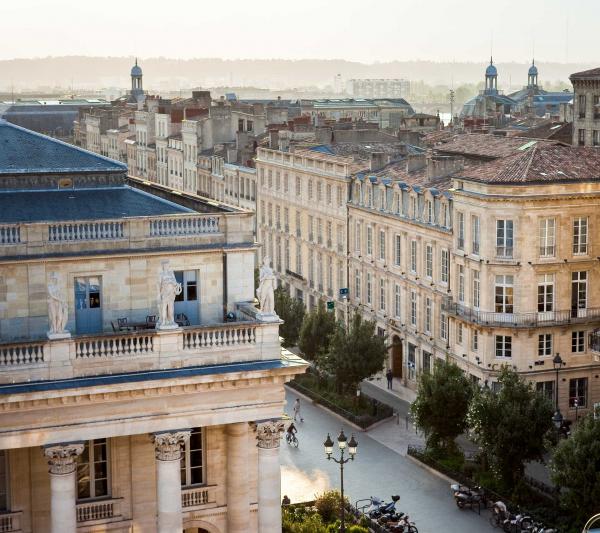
(502, 511), (533, 533)
(489, 501), (509, 528)
(367, 494), (400, 519)
(387, 514), (418, 533)
(527, 523), (557, 533)
(450, 483), (486, 511)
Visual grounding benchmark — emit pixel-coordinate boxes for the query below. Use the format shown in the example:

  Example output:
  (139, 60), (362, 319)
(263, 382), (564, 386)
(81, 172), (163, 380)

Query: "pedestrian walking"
(386, 369), (393, 390)
(293, 398), (304, 422)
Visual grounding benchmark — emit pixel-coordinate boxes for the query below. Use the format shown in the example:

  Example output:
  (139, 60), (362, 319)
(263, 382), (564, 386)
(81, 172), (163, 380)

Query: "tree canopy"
(298, 301), (337, 360)
(410, 360), (473, 453)
(467, 367), (553, 490)
(274, 288), (305, 347)
(319, 313), (386, 393)
(551, 414), (600, 527)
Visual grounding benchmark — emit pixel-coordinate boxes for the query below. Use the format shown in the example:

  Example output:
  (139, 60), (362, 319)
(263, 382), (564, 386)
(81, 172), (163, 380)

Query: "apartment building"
(0, 122), (306, 533)
(348, 79), (411, 99)
(570, 67), (600, 147)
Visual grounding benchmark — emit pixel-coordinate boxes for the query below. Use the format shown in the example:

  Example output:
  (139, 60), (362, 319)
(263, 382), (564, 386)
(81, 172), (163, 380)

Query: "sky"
(0, 0), (598, 63)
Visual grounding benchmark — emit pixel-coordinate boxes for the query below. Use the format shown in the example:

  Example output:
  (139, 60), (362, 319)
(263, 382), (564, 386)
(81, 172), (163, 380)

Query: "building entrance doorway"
(391, 335), (403, 378)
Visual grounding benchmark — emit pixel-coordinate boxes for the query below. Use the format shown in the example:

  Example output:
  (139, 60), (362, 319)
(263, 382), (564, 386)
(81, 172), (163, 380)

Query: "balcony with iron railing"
(443, 297), (600, 329)
(0, 309), (280, 385)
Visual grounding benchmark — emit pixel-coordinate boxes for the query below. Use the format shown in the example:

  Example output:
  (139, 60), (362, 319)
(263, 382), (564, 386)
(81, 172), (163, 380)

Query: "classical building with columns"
(0, 121), (306, 533)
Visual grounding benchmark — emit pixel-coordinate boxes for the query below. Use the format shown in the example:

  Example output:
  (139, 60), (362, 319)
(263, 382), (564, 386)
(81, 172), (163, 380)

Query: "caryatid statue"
(47, 272), (69, 336)
(256, 255), (276, 315)
(157, 260), (182, 329)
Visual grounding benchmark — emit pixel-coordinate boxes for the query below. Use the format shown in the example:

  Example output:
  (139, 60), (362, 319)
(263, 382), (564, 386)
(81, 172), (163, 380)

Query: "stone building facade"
(570, 67), (600, 147)
(0, 122), (306, 533)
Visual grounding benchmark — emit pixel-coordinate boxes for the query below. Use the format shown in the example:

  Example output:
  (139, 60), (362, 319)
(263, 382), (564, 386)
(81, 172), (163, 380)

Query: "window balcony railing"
(539, 245), (555, 258)
(181, 485), (216, 509)
(496, 246), (514, 259)
(77, 498), (122, 523)
(443, 298), (600, 329)
(0, 511), (22, 532)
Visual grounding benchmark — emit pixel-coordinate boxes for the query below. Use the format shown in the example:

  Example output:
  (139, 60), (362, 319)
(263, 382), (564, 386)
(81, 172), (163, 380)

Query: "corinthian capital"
(152, 430), (191, 461)
(44, 443), (85, 475)
(255, 420), (285, 449)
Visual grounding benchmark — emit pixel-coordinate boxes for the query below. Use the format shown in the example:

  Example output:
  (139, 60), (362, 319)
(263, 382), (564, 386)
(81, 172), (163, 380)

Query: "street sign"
(326, 301), (335, 311)
(339, 288), (349, 298)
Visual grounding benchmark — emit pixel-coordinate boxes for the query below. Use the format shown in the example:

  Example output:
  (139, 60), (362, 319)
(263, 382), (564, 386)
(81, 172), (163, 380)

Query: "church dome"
(528, 63), (538, 76)
(131, 60), (142, 77)
(486, 63), (497, 77)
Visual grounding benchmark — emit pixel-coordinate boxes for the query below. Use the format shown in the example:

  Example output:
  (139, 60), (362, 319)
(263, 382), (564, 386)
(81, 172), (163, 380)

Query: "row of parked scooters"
(451, 484), (557, 532)
(361, 495), (418, 532)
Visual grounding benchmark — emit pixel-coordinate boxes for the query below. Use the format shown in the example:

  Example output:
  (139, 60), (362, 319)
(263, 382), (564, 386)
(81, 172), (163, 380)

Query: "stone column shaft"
(43, 443), (85, 533)
(153, 430), (191, 533)
(256, 421), (285, 533)
(227, 423), (250, 533)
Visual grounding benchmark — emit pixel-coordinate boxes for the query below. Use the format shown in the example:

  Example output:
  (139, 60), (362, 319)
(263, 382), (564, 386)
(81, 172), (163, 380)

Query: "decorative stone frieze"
(255, 420), (285, 449)
(152, 430), (191, 461)
(43, 443), (84, 475)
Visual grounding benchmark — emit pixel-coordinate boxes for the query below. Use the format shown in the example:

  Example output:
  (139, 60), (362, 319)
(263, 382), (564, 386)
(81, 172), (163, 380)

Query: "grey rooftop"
(0, 119), (127, 175)
(0, 186), (192, 223)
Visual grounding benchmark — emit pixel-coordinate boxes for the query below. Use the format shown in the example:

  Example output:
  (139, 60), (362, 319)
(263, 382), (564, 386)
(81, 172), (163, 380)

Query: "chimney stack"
(369, 152), (388, 171)
(405, 153), (427, 173)
(426, 155), (464, 181)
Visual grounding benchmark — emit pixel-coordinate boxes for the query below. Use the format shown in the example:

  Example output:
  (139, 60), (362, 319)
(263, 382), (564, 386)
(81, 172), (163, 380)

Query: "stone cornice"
(44, 442), (84, 475)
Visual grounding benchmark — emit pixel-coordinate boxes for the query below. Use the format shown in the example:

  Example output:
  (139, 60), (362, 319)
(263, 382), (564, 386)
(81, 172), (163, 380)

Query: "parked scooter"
(387, 514), (418, 533)
(489, 501), (509, 528)
(450, 483), (486, 511)
(502, 511), (533, 533)
(367, 495), (400, 519)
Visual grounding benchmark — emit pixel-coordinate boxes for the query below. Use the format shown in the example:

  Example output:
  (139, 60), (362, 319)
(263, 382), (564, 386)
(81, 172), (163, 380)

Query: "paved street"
(280, 388), (495, 533)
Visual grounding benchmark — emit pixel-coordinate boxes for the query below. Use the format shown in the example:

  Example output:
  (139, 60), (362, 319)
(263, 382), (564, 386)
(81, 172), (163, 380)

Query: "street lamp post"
(552, 353), (566, 425)
(324, 430), (358, 533)
(574, 397), (579, 421)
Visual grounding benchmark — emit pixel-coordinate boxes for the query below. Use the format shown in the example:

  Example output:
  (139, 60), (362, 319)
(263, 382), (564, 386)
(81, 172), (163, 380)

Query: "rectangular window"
(578, 94), (587, 119)
(571, 271), (588, 315)
(379, 230), (386, 261)
(0, 451), (6, 511)
(295, 176), (301, 196)
(327, 221), (333, 248)
(425, 297), (432, 333)
(441, 249), (449, 284)
(338, 185), (344, 207)
(536, 381), (555, 402)
(317, 181), (322, 202)
(569, 378), (588, 408)
(308, 216), (314, 242)
(394, 235), (402, 266)
(496, 220), (514, 258)
(366, 273), (372, 305)
(260, 201), (265, 224)
(495, 335), (512, 358)
(471, 215), (480, 255)
(440, 313), (448, 341)
(296, 211), (301, 237)
(296, 243), (302, 274)
(410, 240), (417, 273)
(538, 333), (552, 357)
(573, 217), (588, 255)
(422, 351), (432, 374)
(425, 200), (433, 222)
(355, 269), (361, 300)
(472, 271), (480, 309)
(495, 275), (514, 313)
(572, 331), (585, 353)
(594, 130), (600, 147)
(457, 212), (465, 249)
(308, 179), (313, 199)
(181, 428), (204, 486)
(539, 218), (555, 257)
(458, 265), (465, 303)
(457, 323), (463, 345)
(425, 244), (433, 278)
(77, 439), (109, 500)
(578, 128), (586, 146)
(379, 279), (386, 311)
(410, 290), (417, 326)
(537, 274), (554, 313)
(367, 226), (373, 255)
(284, 173), (289, 193)
(472, 330), (479, 352)
(394, 284), (401, 318)
(326, 184), (332, 204)
(355, 222), (361, 252)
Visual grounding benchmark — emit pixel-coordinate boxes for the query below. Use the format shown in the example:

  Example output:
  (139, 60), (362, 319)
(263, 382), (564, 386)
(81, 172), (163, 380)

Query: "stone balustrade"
(181, 485), (216, 509)
(0, 225), (20, 245)
(0, 318), (281, 384)
(76, 499), (121, 523)
(0, 511), (21, 533)
(48, 221), (125, 242)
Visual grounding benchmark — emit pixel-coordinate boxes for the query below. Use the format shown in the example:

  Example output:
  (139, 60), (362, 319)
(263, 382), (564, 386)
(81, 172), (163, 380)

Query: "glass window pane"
(187, 282), (197, 301)
(191, 467), (203, 485)
(75, 279), (88, 310)
(95, 480), (108, 497)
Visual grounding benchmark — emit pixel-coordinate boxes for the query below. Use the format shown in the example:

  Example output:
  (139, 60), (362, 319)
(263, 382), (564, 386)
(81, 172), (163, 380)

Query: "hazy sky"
(1, 0), (598, 63)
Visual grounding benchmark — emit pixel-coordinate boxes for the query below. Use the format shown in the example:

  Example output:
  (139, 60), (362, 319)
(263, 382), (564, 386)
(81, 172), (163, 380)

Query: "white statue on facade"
(256, 256), (277, 317)
(47, 272), (69, 339)
(157, 261), (182, 329)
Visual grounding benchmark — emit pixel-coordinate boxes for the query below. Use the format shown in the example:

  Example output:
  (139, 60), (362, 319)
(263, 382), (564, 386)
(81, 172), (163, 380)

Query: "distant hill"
(0, 56), (595, 91)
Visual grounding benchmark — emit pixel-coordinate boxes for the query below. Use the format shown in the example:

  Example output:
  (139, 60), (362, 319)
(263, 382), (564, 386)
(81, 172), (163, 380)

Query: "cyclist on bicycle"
(286, 422), (297, 444)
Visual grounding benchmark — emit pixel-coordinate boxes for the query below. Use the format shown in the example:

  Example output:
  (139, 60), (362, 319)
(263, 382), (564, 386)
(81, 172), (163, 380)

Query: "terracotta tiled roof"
(569, 67), (600, 80)
(435, 133), (560, 160)
(459, 145), (600, 184)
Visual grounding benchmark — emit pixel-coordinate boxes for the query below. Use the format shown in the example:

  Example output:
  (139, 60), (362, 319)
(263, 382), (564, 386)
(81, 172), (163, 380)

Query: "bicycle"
(286, 432), (299, 447)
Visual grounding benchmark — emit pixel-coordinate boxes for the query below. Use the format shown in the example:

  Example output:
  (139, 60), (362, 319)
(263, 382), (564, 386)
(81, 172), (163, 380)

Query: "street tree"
(274, 288), (305, 347)
(410, 360), (473, 454)
(320, 313), (386, 393)
(298, 301), (337, 360)
(551, 413), (600, 526)
(467, 367), (553, 490)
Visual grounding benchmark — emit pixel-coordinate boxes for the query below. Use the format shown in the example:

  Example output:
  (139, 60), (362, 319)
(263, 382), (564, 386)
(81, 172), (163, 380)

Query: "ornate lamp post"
(324, 430), (358, 533)
(552, 353), (566, 424)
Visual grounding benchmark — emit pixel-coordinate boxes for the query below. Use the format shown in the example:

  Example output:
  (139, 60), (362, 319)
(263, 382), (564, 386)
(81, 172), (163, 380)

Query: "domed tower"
(485, 57), (498, 94)
(527, 59), (538, 88)
(130, 58), (144, 101)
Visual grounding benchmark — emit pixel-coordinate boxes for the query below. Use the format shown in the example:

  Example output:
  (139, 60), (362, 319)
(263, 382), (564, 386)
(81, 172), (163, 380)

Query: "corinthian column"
(226, 423), (250, 533)
(256, 421), (285, 533)
(43, 442), (85, 533)
(152, 430), (191, 533)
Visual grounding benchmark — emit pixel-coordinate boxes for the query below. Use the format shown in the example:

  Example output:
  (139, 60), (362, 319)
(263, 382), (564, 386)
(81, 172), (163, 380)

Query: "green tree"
(274, 288), (305, 347)
(467, 367), (553, 490)
(551, 414), (600, 527)
(320, 313), (386, 393)
(410, 360), (473, 454)
(298, 302), (337, 360)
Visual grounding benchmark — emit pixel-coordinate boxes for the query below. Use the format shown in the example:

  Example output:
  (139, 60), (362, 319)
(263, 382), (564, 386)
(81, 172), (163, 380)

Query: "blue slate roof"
(0, 120), (127, 175)
(0, 186), (192, 223)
